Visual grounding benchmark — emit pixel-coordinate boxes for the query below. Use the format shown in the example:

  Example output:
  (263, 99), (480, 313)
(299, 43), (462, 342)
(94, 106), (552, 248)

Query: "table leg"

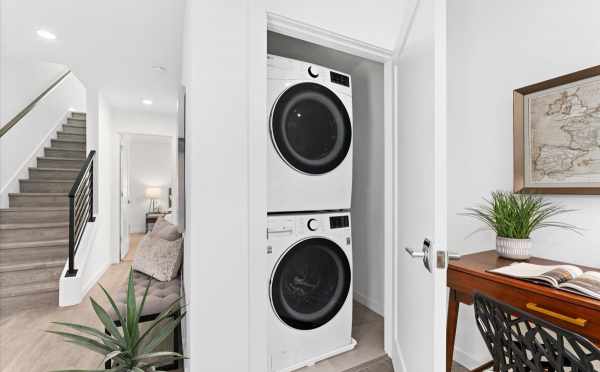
(447, 289), (460, 372)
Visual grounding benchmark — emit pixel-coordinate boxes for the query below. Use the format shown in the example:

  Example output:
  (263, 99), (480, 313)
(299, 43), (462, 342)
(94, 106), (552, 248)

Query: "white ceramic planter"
(496, 237), (531, 260)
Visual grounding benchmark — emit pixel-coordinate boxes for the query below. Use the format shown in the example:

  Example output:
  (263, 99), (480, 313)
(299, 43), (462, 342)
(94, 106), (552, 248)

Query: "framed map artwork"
(514, 65), (600, 194)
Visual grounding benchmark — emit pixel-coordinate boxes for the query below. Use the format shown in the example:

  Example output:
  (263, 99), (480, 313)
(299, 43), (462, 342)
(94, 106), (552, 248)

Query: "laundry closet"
(266, 31), (386, 372)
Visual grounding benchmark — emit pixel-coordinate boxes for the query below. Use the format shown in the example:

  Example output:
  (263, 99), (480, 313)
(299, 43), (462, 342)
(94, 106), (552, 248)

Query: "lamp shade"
(145, 187), (162, 199)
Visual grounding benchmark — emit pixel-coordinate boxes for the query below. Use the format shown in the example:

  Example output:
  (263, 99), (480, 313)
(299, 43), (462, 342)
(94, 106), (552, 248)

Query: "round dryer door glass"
(271, 82), (352, 174)
(271, 237), (351, 330)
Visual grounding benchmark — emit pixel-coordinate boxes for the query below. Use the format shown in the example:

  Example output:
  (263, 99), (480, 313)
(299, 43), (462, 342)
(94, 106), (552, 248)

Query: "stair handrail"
(66, 150), (96, 277)
(0, 70), (72, 138)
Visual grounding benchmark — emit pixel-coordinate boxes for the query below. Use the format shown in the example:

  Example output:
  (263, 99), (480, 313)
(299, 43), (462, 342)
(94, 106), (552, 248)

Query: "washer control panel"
(268, 212), (351, 238)
(267, 219), (294, 235)
(307, 218), (320, 231)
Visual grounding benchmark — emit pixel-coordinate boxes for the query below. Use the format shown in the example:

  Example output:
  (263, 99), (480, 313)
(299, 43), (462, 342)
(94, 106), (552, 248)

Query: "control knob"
(307, 218), (320, 231)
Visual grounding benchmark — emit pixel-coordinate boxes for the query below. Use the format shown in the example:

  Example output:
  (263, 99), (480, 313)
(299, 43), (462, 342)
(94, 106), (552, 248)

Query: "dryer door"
(271, 82), (352, 175)
(270, 237), (351, 330)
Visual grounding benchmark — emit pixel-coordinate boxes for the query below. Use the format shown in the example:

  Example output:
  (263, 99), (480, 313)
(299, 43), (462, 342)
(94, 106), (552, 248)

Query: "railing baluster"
(89, 158), (95, 222)
(66, 194), (76, 277)
(66, 150), (96, 278)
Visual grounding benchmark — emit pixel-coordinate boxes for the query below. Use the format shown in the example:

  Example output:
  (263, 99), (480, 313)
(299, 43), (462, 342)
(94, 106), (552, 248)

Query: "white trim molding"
(453, 347), (490, 370)
(267, 12), (393, 63)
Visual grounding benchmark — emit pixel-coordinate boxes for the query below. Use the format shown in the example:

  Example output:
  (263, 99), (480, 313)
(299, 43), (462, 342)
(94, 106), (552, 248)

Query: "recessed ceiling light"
(37, 29), (57, 40)
(152, 66), (167, 73)
(142, 99), (153, 105)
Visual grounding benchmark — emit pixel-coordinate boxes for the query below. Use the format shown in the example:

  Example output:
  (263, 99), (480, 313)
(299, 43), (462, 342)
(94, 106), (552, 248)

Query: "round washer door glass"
(271, 82), (352, 174)
(271, 237), (351, 330)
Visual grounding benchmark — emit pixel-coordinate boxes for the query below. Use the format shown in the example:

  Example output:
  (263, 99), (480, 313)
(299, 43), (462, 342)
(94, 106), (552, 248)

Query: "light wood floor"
(0, 233), (145, 372)
(0, 232), (472, 372)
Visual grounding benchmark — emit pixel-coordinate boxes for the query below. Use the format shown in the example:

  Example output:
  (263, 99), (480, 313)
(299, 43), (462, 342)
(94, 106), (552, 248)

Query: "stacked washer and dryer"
(267, 54), (356, 372)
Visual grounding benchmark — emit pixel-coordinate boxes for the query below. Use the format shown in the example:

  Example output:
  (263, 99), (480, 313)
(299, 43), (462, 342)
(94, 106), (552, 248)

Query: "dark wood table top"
(448, 250), (600, 312)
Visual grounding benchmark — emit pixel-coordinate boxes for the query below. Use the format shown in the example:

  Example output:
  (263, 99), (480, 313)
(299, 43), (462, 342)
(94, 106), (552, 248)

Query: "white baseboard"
(81, 261), (110, 296)
(353, 290), (384, 316)
(0, 111), (69, 207)
(453, 346), (490, 370)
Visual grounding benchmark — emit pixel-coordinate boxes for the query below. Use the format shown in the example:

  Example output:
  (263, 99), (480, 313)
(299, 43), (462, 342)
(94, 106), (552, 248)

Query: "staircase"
(0, 112), (86, 316)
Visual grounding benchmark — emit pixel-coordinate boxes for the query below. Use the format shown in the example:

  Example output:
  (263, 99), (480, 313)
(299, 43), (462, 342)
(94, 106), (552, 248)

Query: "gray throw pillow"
(133, 236), (183, 282)
(148, 217), (181, 241)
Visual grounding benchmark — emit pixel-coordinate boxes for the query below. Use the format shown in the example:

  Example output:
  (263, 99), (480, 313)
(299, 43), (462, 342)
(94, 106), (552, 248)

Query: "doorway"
(267, 30), (389, 371)
(118, 133), (175, 260)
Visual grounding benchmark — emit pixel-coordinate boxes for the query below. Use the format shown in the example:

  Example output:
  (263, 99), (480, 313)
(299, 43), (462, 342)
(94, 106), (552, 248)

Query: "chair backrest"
(473, 293), (600, 372)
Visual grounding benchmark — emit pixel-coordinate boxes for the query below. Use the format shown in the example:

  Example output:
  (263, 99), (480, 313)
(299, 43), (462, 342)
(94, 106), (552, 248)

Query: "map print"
(529, 78), (600, 184)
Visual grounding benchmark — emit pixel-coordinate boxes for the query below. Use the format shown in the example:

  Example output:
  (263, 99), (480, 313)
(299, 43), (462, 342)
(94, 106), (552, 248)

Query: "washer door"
(271, 237), (351, 330)
(271, 82), (352, 175)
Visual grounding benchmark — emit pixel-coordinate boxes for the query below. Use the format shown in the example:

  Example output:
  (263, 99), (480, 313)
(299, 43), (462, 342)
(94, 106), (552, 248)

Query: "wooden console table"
(447, 250), (600, 372)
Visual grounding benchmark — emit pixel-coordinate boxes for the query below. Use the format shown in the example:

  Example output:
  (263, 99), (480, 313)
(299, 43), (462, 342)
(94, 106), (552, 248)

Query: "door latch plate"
(436, 251), (446, 269)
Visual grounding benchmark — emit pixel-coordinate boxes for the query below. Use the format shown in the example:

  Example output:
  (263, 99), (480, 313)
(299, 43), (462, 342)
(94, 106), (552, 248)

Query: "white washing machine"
(268, 54), (353, 213)
(267, 211), (356, 372)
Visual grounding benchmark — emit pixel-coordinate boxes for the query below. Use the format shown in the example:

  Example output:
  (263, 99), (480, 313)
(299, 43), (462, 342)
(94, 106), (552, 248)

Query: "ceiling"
(1, 0), (406, 115)
(1, 0), (184, 114)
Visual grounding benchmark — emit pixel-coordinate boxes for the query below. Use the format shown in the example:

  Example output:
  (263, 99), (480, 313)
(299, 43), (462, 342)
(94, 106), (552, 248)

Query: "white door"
(120, 140), (130, 259)
(389, 0), (449, 371)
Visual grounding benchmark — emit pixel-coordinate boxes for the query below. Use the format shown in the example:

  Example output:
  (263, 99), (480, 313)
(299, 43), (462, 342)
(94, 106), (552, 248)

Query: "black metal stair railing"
(65, 150), (96, 277)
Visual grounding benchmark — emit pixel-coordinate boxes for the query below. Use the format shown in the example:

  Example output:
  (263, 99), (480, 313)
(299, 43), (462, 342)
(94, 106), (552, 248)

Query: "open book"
(490, 263), (600, 301)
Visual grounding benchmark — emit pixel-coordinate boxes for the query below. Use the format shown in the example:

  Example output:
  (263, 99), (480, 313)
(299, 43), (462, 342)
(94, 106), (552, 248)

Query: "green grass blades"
(462, 191), (580, 239)
(47, 268), (186, 372)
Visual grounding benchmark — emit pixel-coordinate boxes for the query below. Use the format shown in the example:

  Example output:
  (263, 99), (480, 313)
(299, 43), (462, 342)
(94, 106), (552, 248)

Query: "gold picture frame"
(514, 65), (600, 194)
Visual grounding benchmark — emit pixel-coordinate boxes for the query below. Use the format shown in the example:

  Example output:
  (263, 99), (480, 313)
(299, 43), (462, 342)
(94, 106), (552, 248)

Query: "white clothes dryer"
(267, 54), (353, 213)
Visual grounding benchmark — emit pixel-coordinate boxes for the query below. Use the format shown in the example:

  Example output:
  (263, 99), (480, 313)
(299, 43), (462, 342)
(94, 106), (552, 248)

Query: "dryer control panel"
(329, 215), (349, 229)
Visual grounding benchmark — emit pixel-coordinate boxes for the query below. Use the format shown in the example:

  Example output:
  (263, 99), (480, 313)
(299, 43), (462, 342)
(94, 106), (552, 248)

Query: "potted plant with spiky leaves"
(462, 191), (580, 260)
(48, 269), (186, 371)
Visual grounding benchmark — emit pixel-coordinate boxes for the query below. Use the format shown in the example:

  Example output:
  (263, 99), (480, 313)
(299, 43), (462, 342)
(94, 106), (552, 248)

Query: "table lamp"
(145, 187), (162, 213)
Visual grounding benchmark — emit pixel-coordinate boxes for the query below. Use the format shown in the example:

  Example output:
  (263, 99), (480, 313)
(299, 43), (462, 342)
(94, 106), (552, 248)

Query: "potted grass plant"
(48, 269), (186, 371)
(462, 191), (580, 260)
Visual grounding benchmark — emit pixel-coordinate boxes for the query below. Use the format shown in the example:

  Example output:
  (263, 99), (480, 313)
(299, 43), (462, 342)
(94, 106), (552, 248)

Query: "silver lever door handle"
(405, 247), (425, 258)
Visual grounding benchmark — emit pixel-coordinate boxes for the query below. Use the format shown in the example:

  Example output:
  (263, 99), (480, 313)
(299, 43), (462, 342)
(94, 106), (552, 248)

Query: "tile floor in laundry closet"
(295, 301), (386, 372)
(296, 301), (472, 372)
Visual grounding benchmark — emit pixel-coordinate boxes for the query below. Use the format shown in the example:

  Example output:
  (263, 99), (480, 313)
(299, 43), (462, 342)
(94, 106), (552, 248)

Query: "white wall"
(61, 92), (114, 305)
(267, 31), (387, 315)
(127, 135), (173, 233)
(448, 0), (600, 367)
(266, 1), (404, 51)
(111, 109), (177, 137)
(180, 0), (268, 370)
(0, 57), (71, 123)
(83, 92), (115, 288)
(0, 58), (85, 204)
(351, 61), (385, 315)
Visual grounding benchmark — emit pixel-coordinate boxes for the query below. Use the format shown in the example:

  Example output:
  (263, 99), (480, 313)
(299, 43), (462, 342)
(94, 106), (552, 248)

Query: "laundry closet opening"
(266, 31), (387, 371)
